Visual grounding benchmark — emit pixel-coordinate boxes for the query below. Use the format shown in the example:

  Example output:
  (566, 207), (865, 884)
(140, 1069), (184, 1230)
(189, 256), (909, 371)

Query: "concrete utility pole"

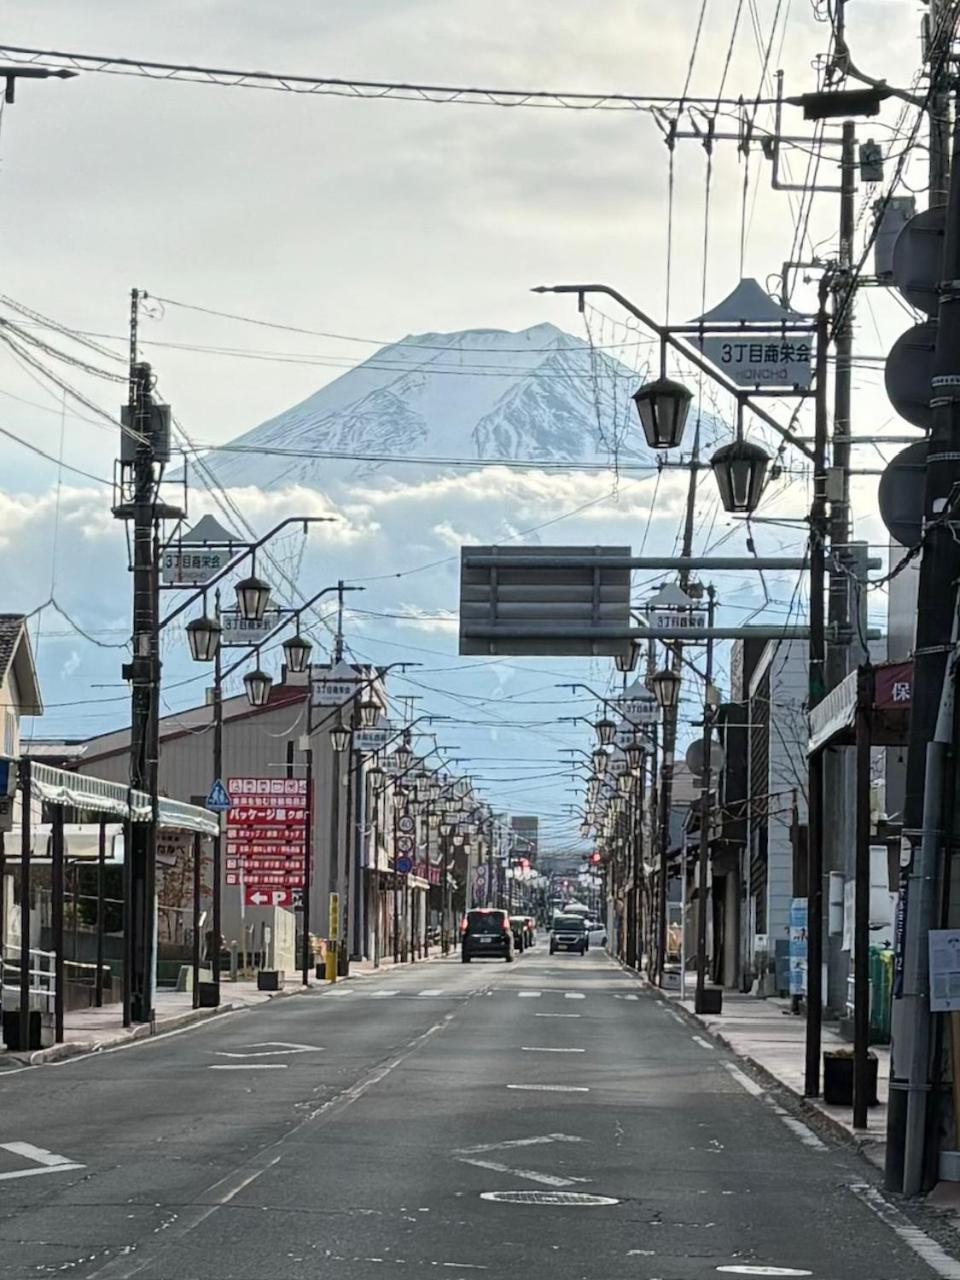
(123, 290), (161, 1024)
(656, 419), (701, 984)
(887, 76), (960, 1196)
(695, 587), (717, 1013)
(823, 121), (861, 1016)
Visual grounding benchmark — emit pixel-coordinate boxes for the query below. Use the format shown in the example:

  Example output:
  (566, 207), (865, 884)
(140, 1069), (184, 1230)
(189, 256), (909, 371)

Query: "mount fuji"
(189, 322), (655, 491)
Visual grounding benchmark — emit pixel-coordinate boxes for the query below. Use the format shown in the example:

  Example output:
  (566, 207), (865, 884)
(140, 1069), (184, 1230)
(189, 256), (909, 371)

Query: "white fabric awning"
(808, 669), (858, 755)
(30, 763), (219, 836)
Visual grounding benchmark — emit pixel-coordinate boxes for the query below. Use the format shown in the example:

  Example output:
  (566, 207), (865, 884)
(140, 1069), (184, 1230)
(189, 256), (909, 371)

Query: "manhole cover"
(480, 1190), (618, 1206)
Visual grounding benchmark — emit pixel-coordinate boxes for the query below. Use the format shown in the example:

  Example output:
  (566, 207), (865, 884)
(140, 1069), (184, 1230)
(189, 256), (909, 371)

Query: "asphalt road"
(1, 945), (959, 1279)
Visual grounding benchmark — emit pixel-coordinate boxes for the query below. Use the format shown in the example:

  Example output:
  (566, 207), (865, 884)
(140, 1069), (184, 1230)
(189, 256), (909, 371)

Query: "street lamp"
(185, 614), (221, 663)
(330, 718), (351, 753)
(650, 667), (682, 711)
(711, 438), (770, 514)
(615, 642), (640, 674)
(631, 374), (693, 450)
(235, 573), (272, 621)
(443, 796), (460, 814)
(617, 771), (635, 796)
(625, 739), (646, 772)
(394, 736), (414, 771)
(282, 631), (312, 674)
(592, 747), (610, 775)
(595, 718), (616, 747)
(366, 766), (384, 791)
(359, 698), (379, 729)
(243, 667), (273, 707)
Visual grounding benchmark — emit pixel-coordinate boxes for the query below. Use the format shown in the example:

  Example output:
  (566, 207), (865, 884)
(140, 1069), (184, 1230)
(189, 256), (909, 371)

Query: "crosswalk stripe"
(564, 992), (586, 1000)
(418, 989), (444, 997)
(518, 991), (542, 998)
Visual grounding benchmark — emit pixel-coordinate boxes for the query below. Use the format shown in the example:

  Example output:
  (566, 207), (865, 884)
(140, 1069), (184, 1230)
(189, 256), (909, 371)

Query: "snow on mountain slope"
(190, 322), (654, 490)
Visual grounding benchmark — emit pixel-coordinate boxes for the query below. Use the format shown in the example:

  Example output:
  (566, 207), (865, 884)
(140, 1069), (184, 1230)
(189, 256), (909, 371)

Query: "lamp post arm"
(160, 516), (335, 630)
(532, 283), (816, 462)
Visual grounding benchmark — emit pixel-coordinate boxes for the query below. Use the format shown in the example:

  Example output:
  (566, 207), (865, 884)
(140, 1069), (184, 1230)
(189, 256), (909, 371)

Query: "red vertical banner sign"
(225, 777), (308, 908)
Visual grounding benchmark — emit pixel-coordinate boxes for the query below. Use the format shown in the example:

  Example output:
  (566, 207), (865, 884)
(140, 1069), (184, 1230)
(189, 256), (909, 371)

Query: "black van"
(461, 908), (515, 963)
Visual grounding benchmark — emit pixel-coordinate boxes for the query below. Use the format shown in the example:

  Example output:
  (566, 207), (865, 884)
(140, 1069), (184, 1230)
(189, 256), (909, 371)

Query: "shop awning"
(29, 762), (219, 836)
(807, 661), (912, 755)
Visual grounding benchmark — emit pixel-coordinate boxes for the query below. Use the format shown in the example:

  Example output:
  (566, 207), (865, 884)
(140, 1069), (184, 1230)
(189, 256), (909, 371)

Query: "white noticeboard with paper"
(929, 929), (960, 1012)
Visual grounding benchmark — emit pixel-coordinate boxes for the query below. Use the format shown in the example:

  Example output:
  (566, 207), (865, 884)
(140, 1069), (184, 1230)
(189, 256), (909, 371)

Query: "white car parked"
(584, 918), (608, 951)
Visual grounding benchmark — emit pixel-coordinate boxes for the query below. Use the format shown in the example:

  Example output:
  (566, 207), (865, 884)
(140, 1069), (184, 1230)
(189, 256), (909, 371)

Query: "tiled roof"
(0, 614), (25, 686)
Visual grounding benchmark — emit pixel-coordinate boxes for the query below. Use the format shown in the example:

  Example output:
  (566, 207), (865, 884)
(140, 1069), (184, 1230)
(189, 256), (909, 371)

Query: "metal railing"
(0, 943), (55, 1013)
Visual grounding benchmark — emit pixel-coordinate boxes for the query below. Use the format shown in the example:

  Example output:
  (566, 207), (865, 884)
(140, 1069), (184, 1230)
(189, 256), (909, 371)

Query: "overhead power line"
(0, 43), (783, 112)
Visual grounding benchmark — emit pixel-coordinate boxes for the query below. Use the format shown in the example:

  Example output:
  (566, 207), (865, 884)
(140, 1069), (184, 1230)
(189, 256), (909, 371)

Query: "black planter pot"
(2, 1009), (42, 1051)
(257, 970), (282, 992)
(695, 987), (723, 1015)
(197, 981), (220, 1008)
(823, 1052), (879, 1106)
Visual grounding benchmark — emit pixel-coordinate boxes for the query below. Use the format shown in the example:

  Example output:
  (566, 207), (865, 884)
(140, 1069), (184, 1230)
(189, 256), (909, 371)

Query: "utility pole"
(656, 419), (701, 984)
(804, 280), (831, 1097)
(887, 83), (960, 1196)
(823, 120), (860, 1015)
(695, 586), (717, 1013)
(211, 598), (223, 1002)
(122, 287), (160, 1024)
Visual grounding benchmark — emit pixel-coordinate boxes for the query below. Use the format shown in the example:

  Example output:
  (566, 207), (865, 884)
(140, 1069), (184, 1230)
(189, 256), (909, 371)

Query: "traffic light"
(589, 850), (602, 865)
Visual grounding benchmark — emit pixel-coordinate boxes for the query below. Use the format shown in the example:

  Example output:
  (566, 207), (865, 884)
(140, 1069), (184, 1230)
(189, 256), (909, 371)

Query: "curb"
(614, 958), (886, 1165)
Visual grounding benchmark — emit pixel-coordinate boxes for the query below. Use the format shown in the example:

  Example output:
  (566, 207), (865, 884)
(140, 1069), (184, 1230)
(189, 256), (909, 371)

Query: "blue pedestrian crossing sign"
(206, 778), (232, 813)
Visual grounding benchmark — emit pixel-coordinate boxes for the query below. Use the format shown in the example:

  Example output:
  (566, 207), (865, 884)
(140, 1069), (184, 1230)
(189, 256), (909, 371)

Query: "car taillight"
(459, 917), (468, 933)
(502, 918), (511, 933)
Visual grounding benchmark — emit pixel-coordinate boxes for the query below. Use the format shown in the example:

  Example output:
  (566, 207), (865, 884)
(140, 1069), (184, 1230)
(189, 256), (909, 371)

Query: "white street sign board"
(311, 660), (362, 706)
(354, 725), (394, 753)
(161, 515), (241, 586)
(693, 277), (812, 391)
(221, 611), (282, 646)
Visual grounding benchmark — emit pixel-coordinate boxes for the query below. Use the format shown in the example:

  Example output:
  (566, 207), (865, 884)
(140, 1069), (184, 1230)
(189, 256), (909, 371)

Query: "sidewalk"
(657, 977), (889, 1167)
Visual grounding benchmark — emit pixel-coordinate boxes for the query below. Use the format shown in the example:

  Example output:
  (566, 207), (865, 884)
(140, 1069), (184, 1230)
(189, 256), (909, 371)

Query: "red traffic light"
(589, 851), (602, 865)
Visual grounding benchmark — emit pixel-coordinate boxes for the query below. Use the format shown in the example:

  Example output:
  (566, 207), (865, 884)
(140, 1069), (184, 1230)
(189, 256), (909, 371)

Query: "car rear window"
(467, 911), (506, 934)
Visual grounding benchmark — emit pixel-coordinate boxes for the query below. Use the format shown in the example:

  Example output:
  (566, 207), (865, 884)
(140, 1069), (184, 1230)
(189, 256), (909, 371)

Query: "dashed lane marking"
(716, 1269), (812, 1277)
(535, 1013), (581, 1018)
(418, 989), (444, 997)
(521, 1046), (585, 1053)
(692, 1035), (715, 1050)
(564, 992), (586, 1000)
(208, 1064), (288, 1071)
(849, 1182), (960, 1280)
(507, 1084), (589, 1093)
(518, 991), (542, 998)
(723, 1062), (764, 1097)
(456, 1157), (586, 1188)
(457, 1134), (584, 1154)
(480, 1190), (617, 1206)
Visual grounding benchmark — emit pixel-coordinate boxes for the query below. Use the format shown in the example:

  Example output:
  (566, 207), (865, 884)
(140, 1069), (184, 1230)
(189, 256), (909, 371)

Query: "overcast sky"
(0, 1), (928, 838)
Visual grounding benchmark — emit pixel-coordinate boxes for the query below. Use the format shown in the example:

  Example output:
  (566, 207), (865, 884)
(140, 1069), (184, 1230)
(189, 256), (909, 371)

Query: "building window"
(3, 710), (15, 758)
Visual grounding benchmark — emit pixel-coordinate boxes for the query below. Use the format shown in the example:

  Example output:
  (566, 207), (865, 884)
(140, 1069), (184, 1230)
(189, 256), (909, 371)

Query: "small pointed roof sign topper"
(692, 277), (813, 392)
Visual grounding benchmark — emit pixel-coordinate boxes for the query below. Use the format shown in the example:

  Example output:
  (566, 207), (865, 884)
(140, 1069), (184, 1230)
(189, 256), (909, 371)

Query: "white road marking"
(614, 993), (639, 1001)
(208, 1063), (288, 1071)
(480, 1190), (617, 1206)
(521, 1046), (585, 1054)
(768, 1105), (826, 1151)
(692, 1035), (715, 1050)
(0, 1142), (84, 1183)
(456, 1157), (585, 1188)
(214, 1042), (323, 1058)
(457, 1134), (584, 1155)
(564, 992), (586, 1000)
(717, 1269), (812, 1277)
(723, 1062), (764, 1097)
(535, 1013), (581, 1018)
(507, 1084), (589, 1093)
(850, 1182), (960, 1280)
(419, 989), (444, 997)
(371, 991), (400, 998)
(440, 1265), (487, 1271)
(518, 991), (542, 998)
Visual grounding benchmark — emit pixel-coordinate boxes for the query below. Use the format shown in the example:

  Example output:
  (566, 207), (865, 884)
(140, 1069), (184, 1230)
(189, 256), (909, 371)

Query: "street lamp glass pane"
(282, 633), (312, 674)
(330, 722), (351, 752)
(185, 615), (221, 663)
(359, 699), (379, 728)
(243, 668), (272, 707)
(235, 574), (272, 621)
(631, 377), (692, 450)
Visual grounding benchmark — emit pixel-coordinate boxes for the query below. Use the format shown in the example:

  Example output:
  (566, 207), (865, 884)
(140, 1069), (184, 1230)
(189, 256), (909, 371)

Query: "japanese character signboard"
(311, 660), (362, 707)
(874, 661), (913, 711)
(224, 776), (308, 909)
(694, 278), (813, 392)
(162, 546), (231, 586)
(221, 610), (283, 646)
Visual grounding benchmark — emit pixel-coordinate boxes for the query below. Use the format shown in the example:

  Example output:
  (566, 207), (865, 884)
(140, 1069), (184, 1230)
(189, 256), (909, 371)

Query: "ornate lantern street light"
(235, 573), (271, 621)
(243, 667), (273, 707)
(282, 631), (312, 674)
(185, 615), (221, 663)
(650, 667), (682, 711)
